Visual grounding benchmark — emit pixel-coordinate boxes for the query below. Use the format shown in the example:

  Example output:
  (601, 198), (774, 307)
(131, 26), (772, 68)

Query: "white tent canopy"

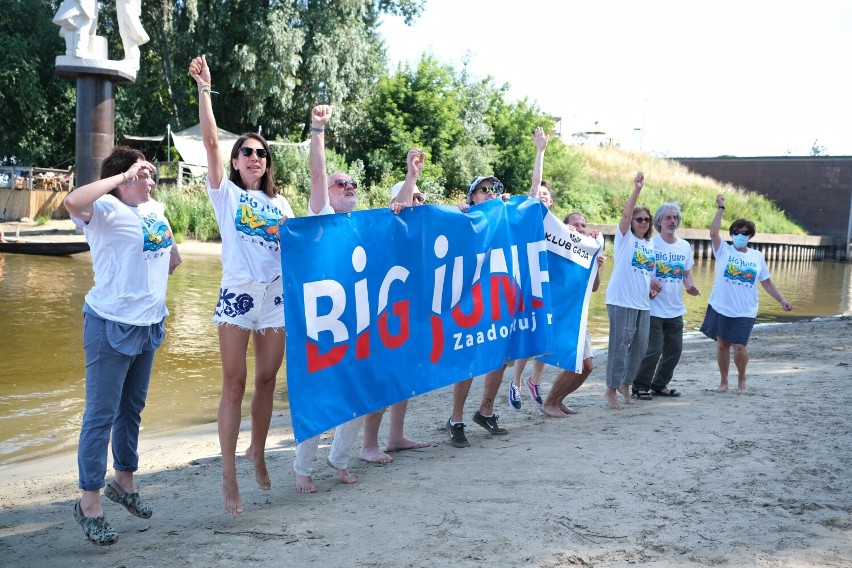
(121, 124), (308, 168)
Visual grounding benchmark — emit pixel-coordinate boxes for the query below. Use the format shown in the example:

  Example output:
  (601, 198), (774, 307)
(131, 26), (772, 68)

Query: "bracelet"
(120, 172), (135, 185)
(198, 85), (219, 95)
(717, 205), (725, 209)
(310, 127), (325, 132)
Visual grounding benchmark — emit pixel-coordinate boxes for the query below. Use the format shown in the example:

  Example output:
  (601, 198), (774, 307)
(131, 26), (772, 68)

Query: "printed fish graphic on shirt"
(631, 248), (655, 272)
(724, 262), (757, 284)
(235, 203), (280, 243)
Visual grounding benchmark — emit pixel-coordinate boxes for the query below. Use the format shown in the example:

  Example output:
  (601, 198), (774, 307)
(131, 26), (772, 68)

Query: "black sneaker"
(472, 411), (508, 435)
(446, 420), (470, 447)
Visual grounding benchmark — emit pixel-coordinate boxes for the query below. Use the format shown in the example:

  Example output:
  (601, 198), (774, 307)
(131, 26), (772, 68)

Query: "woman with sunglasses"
(64, 146), (180, 545)
(190, 55), (295, 516)
(700, 194), (792, 394)
(603, 172), (661, 410)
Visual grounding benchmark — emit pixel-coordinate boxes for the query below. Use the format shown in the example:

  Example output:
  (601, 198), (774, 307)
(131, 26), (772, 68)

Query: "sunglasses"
(332, 178), (358, 190)
(239, 147), (269, 159)
(633, 217), (651, 223)
(731, 229), (751, 236)
(413, 194), (426, 204)
(478, 184), (504, 194)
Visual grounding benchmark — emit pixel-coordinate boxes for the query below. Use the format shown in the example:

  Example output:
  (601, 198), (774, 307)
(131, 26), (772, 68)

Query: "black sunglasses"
(731, 229), (751, 236)
(633, 217), (651, 223)
(332, 178), (358, 190)
(239, 147), (269, 159)
(413, 194), (427, 204)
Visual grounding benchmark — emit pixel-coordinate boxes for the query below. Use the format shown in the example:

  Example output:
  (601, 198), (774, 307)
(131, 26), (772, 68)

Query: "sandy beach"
(0, 316), (850, 567)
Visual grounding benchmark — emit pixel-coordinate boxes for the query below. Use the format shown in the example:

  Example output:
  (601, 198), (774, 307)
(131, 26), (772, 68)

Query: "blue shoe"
(508, 383), (522, 410)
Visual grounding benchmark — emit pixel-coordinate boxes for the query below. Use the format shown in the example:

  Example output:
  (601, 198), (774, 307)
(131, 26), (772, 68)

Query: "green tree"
(0, 0), (74, 166)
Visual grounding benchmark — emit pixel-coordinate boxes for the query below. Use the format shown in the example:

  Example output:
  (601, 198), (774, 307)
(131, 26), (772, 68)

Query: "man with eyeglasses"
(359, 147), (431, 464)
(631, 203), (700, 400)
(293, 104), (364, 493)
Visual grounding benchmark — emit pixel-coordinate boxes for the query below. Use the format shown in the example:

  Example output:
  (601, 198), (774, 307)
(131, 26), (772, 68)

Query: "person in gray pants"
(632, 203), (700, 399)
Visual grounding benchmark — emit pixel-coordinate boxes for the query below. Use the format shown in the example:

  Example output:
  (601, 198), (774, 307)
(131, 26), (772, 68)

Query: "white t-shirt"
(74, 195), (173, 325)
(650, 235), (694, 318)
(605, 228), (655, 310)
(708, 241), (770, 318)
(308, 202), (336, 217)
(208, 178), (295, 286)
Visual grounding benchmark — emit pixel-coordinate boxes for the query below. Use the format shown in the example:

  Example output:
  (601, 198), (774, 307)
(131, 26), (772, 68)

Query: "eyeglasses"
(332, 178), (358, 190)
(731, 229), (750, 236)
(239, 147), (269, 159)
(478, 184), (504, 194)
(633, 217), (650, 223)
(413, 194), (426, 204)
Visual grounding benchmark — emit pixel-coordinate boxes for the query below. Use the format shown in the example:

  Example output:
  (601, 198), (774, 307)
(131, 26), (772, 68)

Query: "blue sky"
(378, 0), (852, 157)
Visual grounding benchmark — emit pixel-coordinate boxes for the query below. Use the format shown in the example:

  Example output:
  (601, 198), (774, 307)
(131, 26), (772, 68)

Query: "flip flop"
(653, 388), (681, 397)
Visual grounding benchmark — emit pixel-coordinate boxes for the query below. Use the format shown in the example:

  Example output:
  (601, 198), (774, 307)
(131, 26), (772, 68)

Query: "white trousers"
(292, 416), (363, 476)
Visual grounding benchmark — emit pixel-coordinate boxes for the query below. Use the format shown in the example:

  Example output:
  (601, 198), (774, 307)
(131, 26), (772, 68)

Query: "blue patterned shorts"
(212, 279), (285, 331)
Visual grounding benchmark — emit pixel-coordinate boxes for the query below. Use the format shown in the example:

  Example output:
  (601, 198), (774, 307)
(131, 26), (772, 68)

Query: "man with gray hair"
(632, 203), (700, 399)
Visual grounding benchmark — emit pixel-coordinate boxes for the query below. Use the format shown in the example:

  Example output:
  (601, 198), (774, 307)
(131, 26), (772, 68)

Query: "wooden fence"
(0, 167), (74, 220)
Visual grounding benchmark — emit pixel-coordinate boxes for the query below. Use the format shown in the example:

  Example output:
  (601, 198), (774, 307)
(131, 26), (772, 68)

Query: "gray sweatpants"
(605, 304), (650, 389)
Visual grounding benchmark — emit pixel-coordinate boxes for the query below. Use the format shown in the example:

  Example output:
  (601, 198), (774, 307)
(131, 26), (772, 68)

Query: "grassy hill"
(550, 145), (805, 235)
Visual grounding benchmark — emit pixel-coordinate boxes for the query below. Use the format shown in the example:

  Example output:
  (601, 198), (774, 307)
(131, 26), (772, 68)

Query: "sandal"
(631, 388), (654, 401)
(105, 480), (153, 519)
(652, 388), (681, 397)
(74, 500), (118, 546)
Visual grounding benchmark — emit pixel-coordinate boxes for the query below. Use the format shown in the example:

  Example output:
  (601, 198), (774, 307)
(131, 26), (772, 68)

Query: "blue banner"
(536, 212), (603, 372)
(281, 197), (597, 442)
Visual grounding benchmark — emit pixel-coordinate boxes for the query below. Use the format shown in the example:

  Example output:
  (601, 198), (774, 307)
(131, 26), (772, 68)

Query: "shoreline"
(1, 317), (850, 566)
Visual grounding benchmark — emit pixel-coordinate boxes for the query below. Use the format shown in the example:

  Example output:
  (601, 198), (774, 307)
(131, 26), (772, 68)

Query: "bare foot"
(385, 437), (431, 453)
(737, 379), (747, 394)
(618, 384), (635, 405)
(326, 459), (358, 484)
(540, 403), (568, 417)
(604, 390), (624, 410)
(246, 446), (271, 490)
(222, 475), (243, 516)
(359, 446), (394, 463)
(714, 382), (729, 393)
(293, 471), (316, 493)
(558, 403), (578, 415)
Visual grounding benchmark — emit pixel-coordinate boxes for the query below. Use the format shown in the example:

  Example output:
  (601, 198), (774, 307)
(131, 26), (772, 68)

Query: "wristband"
(311, 127), (325, 133)
(717, 205), (725, 209)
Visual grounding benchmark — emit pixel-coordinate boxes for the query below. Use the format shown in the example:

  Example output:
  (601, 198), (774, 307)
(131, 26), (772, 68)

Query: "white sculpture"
(53, 0), (150, 78)
(53, 0), (99, 59)
(116, 0), (150, 72)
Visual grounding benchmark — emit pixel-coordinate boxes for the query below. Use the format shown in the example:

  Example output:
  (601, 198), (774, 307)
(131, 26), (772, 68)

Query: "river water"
(0, 251), (849, 465)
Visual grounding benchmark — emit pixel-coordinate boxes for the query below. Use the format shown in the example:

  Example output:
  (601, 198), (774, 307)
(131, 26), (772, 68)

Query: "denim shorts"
(211, 279), (285, 331)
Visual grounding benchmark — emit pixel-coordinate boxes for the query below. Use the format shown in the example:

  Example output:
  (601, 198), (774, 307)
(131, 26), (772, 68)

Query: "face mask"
(732, 234), (750, 249)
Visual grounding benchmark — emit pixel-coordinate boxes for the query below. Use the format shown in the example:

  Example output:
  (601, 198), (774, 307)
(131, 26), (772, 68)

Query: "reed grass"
(153, 145), (805, 241)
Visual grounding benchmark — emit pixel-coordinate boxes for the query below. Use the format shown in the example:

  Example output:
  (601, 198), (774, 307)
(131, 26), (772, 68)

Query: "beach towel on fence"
(281, 197), (595, 442)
